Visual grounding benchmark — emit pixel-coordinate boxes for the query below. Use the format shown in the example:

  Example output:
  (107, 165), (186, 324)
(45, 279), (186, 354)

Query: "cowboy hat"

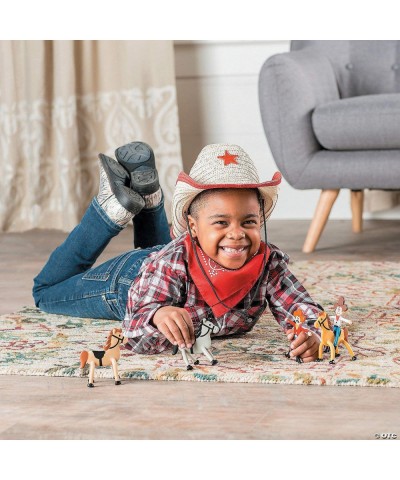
(172, 144), (282, 237)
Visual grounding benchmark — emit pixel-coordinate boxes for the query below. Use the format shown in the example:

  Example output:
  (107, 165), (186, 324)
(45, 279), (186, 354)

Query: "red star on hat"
(217, 150), (239, 166)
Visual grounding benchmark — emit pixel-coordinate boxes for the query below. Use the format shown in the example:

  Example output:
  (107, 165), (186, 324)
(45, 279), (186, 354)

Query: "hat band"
(175, 171), (282, 189)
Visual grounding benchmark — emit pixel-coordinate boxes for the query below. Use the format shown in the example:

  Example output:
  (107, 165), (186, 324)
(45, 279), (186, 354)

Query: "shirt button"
(345, 63), (354, 70)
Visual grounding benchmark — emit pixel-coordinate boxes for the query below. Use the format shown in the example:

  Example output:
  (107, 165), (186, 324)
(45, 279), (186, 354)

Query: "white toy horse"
(172, 318), (220, 370)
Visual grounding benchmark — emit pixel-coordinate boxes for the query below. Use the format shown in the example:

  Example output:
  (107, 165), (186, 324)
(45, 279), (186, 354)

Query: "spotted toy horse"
(80, 328), (128, 387)
(173, 318), (220, 370)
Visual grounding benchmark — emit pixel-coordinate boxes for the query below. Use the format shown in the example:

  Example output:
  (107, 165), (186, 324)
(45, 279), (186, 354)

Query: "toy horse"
(172, 318), (220, 370)
(80, 327), (128, 387)
(314, 311), (357, 364)
(285, 308), (312, 363)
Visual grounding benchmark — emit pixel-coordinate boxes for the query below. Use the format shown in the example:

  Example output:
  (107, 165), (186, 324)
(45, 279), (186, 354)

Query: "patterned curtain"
(0, 40), (182, 232)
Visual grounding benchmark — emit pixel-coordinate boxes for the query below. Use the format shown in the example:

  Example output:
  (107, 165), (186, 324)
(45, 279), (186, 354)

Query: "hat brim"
(172, 171), (282, 238)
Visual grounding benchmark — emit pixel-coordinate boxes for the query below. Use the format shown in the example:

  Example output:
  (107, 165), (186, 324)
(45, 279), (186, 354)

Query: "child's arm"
(266, 250), (322, 328)
(122, 256), (191, 354)
(266, 248), (322, 362)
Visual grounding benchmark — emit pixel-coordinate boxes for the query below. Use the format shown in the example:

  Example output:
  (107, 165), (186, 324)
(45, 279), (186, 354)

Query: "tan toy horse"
(314, 312), (357, 364)
(80, 327), (128, 387)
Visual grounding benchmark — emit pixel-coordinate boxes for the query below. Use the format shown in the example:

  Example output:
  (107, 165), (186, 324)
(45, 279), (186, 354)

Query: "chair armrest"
(259, 50), (340, 187)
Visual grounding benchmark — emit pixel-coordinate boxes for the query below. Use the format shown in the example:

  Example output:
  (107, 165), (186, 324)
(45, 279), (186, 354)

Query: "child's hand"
(152, 306), (195, 349)
(286, 329), (320, 363)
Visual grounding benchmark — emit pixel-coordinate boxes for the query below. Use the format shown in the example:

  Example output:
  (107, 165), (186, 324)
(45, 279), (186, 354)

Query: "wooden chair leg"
(302, 189), (340, 253)
(350, 190), (363, 233)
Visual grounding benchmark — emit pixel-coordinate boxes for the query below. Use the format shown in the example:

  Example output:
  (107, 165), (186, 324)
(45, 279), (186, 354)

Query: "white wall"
(174, 40), (400, 220)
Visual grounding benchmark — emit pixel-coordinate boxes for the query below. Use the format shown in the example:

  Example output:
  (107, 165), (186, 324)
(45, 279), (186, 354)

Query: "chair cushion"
(312, 93), (400, 150)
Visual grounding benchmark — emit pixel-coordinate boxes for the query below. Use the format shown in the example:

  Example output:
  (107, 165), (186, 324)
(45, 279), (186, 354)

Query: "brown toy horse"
(80, 328), (128, 387)
(314, 312), (356, 364)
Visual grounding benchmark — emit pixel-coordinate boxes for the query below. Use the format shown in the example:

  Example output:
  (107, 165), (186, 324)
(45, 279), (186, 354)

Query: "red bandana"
(184, 234), (270, 317)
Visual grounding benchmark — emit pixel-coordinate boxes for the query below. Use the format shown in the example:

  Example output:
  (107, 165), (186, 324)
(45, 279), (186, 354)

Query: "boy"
(33, 142), (322, 363)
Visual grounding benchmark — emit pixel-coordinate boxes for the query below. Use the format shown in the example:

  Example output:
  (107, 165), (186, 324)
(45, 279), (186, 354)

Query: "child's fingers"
(299, 353), (318, 363)
(290, 332), (318, 358)
(157, 322), (177, 346)
(291, 331), (319, 348)
(289, 331), (309, 349)
(286, 328), (294, 341)
(159, 318), (192, 349)
(291, 343), (319, 360)
(167, 311), (194, 348)
(152, 307), (195, 347)
(165, 318), (188, 348)
(174, 311), (194, 347)
(179, 309), (195, 344)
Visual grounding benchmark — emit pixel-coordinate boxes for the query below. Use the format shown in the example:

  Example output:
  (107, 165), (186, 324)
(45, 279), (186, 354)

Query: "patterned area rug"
(1, 261), (400, 387)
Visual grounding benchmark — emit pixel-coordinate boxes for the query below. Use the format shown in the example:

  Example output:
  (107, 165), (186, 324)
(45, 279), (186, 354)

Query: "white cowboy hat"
(172, 144), (282, 238)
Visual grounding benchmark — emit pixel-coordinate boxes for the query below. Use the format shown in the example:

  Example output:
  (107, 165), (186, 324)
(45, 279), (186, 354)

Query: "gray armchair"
(259, 40), (400, 252)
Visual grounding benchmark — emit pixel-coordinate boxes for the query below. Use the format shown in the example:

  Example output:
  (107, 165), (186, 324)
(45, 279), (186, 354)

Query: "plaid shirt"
(122, 233), (322, 354)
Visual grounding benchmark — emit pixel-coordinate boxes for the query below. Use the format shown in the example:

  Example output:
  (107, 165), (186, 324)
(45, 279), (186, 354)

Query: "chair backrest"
(291, 40), (400, 98)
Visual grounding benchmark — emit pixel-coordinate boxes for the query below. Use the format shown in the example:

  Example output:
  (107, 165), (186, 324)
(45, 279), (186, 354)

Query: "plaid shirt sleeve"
(266, 247), (323, 335)
(122, 254), (187, 355)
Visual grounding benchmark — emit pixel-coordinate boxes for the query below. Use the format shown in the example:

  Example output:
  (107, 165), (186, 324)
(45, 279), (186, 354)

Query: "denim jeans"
(33, 196), (171, 320)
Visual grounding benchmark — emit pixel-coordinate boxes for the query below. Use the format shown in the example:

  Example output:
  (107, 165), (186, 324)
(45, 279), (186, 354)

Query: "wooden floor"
(1, 219), (400, 440)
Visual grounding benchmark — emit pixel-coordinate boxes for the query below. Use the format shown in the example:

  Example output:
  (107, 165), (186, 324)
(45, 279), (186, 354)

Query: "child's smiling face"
(187, 189), (262, 270)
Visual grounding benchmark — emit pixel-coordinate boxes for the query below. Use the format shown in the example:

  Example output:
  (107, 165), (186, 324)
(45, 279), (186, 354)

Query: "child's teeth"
(224, 247), (244, 252)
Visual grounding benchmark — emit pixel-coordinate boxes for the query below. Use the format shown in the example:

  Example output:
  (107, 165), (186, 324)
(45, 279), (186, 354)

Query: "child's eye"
(213, 221), (228, 226)
(243, 220), (257, 225)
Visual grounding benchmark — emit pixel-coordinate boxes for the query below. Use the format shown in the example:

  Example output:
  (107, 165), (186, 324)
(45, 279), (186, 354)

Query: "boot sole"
(115, 141), (159, 195)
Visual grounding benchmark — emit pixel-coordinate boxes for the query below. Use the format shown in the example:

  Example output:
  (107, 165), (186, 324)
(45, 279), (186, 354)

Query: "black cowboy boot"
(98, 153), (145, 224)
